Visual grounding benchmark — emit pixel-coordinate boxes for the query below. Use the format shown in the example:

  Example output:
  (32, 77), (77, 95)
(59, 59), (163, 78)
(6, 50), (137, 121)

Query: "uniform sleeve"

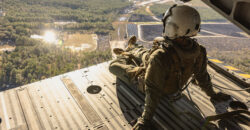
(109, 57), (137, 85)
(194, 46), (216, 97)
(141, 50), (169, 121)
(141, 87), (161, 121)
(144, 50), (169, 90)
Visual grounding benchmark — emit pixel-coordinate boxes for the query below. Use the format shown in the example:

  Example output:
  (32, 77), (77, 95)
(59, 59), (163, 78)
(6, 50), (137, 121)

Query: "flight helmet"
(162, 5), (201, 39)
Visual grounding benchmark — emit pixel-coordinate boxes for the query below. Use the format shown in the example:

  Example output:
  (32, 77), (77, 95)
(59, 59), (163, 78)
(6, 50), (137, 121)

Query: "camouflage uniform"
(109, 38), (216, 125)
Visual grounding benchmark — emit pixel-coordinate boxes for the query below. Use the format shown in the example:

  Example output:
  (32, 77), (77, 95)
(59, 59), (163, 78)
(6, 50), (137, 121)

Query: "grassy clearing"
(0, 45), (16, 52)
(188, 0), (208, 7)
(110, 22), (127, 41)
(63, 33), (97, 51)
(133, 6), (150, 15)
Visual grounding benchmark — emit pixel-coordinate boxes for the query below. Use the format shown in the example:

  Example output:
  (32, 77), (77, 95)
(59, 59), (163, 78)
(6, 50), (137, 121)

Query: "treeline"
(150, 3), (225, 21)
(0, 40), (112, 88)
(0, 0), (131, 42)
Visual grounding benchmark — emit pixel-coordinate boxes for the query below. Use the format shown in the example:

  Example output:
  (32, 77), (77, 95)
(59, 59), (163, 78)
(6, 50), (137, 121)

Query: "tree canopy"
(0, 0), (129, 88)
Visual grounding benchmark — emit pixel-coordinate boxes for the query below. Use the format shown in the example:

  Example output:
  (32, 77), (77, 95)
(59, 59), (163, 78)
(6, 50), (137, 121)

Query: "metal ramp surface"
(0, 62), (249, 130)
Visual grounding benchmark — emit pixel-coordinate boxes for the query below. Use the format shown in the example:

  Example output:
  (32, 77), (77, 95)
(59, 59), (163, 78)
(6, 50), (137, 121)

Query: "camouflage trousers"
(109, 45), (148, 90)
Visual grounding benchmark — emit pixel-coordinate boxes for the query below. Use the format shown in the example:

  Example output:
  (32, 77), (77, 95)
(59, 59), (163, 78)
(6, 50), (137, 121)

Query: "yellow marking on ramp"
(210, 59), (223, 63)
(224, 66), (239, 71)
(239, 74), (250, 79)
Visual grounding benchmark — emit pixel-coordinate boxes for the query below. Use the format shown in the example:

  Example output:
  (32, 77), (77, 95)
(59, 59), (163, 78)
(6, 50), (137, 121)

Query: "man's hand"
(210, 92), (231, 102)
(132, 117), (151, 130)
(127, 67), (145, 79)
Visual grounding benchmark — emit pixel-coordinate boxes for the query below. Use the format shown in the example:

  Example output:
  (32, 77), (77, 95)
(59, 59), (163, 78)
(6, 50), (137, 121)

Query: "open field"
(110, 22), (127, 41)
(127, 24), (139, 37)
(63, 33), (97, 51)
(197, 37), (250, 51)
(0, 45), (15, 52)
(133, 6), (150, 15)
(138, 23), (248, 41)
(201, 24), (246, 37)
(140, 24), (162, 41)
(96, 35), (110, 51)
(129, 14), (156, 22)
(187, 0), (209, 7)
(143, 0), (226, 22)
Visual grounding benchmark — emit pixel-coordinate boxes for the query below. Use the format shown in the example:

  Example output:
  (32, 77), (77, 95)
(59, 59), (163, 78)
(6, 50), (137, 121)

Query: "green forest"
(0, 0), (131, 42)
(0, 0), (130, 88)
(0, 42), (112, 87)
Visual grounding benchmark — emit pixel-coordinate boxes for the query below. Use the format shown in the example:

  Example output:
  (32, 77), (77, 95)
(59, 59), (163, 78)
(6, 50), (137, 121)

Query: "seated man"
(109, 5), (230, 130)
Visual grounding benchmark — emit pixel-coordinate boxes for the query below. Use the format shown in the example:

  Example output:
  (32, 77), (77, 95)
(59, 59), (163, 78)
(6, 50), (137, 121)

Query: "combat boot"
(113, 48), (125, 55)
(126, 35), (137, 51)
(113, 48), (133, 57)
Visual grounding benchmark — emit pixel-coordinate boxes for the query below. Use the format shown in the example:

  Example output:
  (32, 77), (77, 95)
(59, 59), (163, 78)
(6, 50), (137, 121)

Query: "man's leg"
(109, 59), (136, 86)
(109, 35), (148, 87)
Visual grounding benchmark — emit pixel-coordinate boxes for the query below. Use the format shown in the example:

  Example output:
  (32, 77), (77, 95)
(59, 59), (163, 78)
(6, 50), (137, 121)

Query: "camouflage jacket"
(141, 38), (215, 121)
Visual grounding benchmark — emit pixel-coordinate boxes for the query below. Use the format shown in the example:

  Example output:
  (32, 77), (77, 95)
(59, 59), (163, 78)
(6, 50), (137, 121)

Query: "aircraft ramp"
(0, 61), (249, 130)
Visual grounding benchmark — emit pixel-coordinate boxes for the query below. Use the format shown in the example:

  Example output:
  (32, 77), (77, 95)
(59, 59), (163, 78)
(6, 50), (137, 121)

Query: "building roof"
(0, 62), (249, 130)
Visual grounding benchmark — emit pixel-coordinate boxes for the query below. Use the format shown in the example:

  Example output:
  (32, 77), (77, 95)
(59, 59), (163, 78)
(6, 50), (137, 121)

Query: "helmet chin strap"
(163, 36), (190, 43)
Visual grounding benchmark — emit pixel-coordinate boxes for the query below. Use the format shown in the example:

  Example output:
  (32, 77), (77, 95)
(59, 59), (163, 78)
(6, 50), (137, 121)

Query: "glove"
(132, 117), (151, 130)
(210, 92), (231, 102)
(127, 67), (145, 79)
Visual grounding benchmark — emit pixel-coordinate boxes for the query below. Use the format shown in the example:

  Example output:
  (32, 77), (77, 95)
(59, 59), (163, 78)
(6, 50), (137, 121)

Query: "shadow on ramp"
(114, 78), (249, 130)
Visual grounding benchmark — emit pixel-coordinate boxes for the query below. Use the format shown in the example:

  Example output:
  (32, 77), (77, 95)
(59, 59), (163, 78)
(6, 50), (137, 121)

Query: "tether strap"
(181, 76), (194, 92)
